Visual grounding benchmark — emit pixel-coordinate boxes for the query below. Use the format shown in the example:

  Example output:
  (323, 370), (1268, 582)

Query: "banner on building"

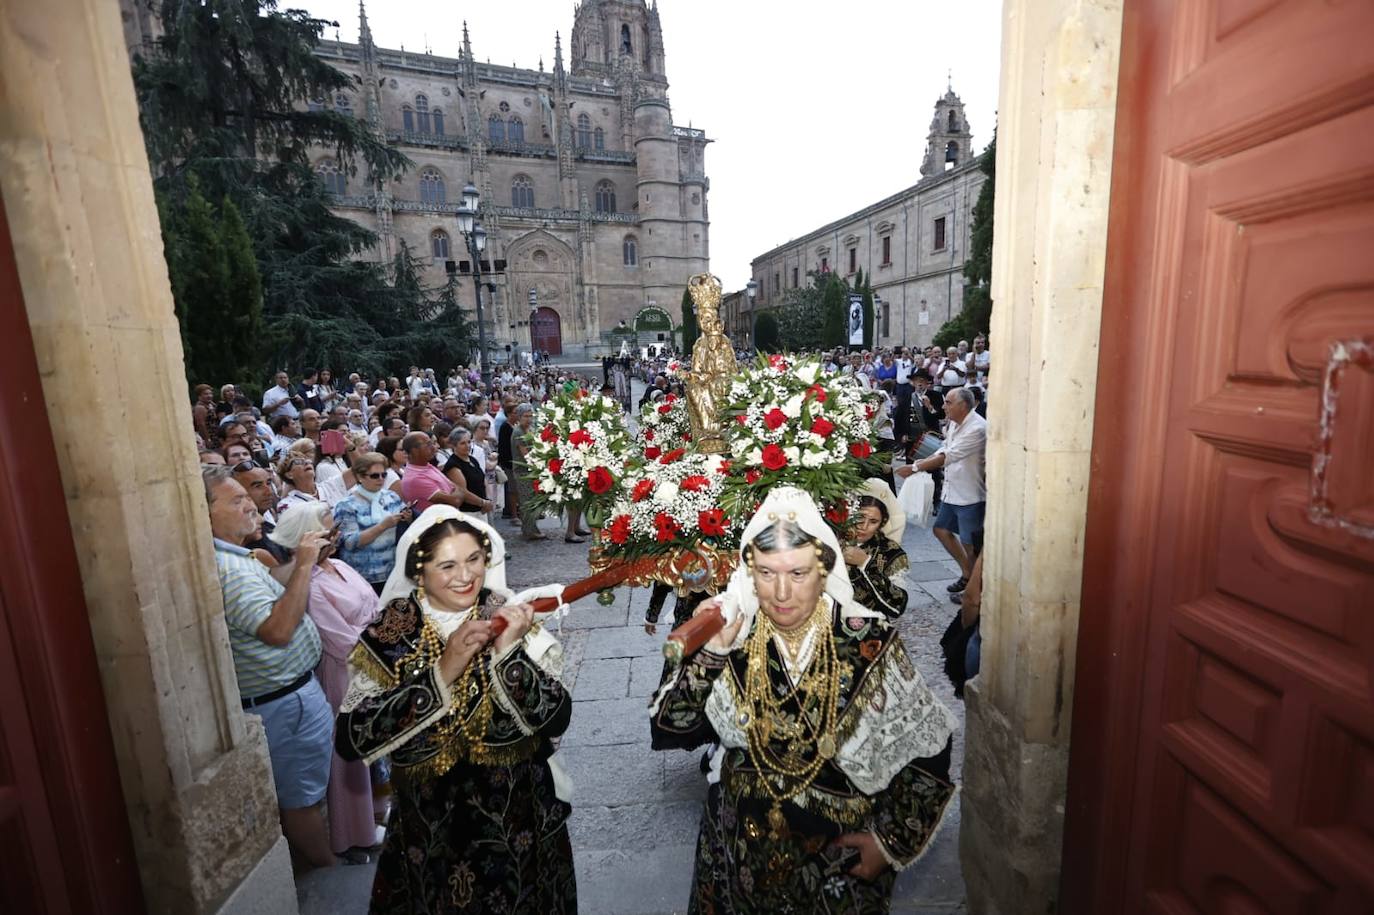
(848, 294), (864, 347)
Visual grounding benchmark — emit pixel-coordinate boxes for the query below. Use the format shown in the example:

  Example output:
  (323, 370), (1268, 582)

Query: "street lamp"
(745, 279), (759, 348)
(457, 182), (490, 386)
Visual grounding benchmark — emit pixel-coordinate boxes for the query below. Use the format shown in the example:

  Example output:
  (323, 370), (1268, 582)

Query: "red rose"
(532, 479), (542, 493)
(574, 389), (586, 399)
(864, 404), (876, 420)
(684, 433), (693, 442)
(849, 440), (873, 459)
(548, 458), (564, 475)
(569, 429), (593, 447)
(806, 383), (828, 403)
(734, 414), (748, 425)
(660, 448), (686, 465)
(761, 444), (788, 471)
(745, 468), (761, 484)
(658, 404), (673, 415)
(716, 459), (732, 475)
(540, 425), (558, 443)
(810, 417), (835, 438)
(681, 475), (710, 492)
(666, 393), (677, 403)
(768, 354), (789, 372)
(763, 408), (787, 431)
(698, 509), (727, 537)
(587, 467), (614, 494)
(825, 502), (849, 524)
(607, 514), (632, 545)
(645, 446), (662, 460)
(654, 513), (681, 543)
(644, 429), (654, 442)
(632, 479), (654, 502)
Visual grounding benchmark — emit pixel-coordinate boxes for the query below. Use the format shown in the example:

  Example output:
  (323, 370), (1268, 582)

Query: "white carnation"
(801, 448), (828, 468)
(782, 393), (804, 419)
(796, 363), (819, 385)
(654, 481), (679, 505)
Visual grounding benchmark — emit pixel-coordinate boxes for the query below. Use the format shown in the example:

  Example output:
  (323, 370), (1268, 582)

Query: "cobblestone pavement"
(299, 373), (969, 915)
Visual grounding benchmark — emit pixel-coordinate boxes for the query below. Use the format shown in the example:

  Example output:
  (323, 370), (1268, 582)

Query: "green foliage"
(753, 310), (780, 352)
(857, 268), (875, 349)
(775, 281), (828, 351)
(680, 287), (699, 356)
(820, 271), (847, 349)
(135, 0), (470, 385)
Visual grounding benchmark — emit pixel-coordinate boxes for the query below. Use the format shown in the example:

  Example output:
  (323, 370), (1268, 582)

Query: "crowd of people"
(192, 332), (988, 912)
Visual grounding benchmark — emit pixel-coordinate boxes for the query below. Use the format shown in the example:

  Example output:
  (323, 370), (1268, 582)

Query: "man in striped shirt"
(204, 465), (337, 869)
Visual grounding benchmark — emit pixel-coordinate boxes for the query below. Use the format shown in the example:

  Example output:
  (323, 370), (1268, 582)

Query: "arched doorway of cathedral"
(633, 305), (675, 350)
(531, 306), (562, 356)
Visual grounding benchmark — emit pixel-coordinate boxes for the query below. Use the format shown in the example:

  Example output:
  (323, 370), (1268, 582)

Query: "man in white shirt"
(262, 371), (299, 420)
(406, 365), (426, 400)
(897, 387), (986, 594)
(893, 348), (916, 445)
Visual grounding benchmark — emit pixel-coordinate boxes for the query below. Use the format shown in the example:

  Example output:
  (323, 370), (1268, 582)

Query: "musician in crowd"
(650, 486), (958, 914)
(843, 480), (911, 620)
(335, 507), (576, 913)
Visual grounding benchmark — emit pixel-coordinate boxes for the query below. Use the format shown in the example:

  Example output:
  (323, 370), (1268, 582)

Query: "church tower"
(920, 84), (974, 177)
(571, 0), (666, 81)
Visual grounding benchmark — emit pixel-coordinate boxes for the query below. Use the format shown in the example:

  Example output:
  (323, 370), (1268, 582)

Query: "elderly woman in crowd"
(267, 503), (380, 859)
(376, 434), (407, 497)
(331, 451), (412, 595)
(470, 416), (502, 511)
(442, 427), (493, 518)
(336, 507), (577, 913)
(277, 450), (322, 515)
(843, 479), (911, 620)
(651, 486), (957, 914)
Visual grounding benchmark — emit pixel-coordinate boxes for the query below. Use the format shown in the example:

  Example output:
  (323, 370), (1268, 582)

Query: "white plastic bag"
(898, 471), (935, 527)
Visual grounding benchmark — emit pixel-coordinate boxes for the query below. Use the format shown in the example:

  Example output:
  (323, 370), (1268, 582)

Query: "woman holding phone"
(332, 451), (413, 595)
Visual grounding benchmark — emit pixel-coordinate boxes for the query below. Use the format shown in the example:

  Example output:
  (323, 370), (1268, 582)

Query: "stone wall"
(0, 1), (295, 912)
(959, 1), (1124, 913)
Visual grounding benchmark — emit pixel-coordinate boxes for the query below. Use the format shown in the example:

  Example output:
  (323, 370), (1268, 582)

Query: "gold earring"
(415, 549), (426, 602)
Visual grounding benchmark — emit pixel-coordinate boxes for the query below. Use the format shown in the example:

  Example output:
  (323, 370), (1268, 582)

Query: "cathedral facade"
(746, 88), (986, 350)
(312, 0), (710, 356)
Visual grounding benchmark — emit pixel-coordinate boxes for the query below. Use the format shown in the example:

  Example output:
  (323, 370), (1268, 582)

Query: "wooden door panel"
(1067, 0), (1374, 909)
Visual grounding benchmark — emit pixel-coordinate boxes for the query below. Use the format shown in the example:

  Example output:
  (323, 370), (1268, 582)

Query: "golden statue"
(683, 273), (735, 454)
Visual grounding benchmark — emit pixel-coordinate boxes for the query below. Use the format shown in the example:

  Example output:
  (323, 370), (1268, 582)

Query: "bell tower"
(920, 81), (974, 177)
(570, 0), (666, 82)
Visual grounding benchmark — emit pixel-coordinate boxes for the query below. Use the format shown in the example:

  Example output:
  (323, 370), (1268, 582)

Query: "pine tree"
(680, 287), (699, 356)
(821, 271), (847, 348)
(753, 310), (780, 352)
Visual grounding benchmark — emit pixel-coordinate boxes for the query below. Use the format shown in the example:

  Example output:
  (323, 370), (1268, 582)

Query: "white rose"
(782, 393), (804, 419)
(784, 446), (800, 465)
(654, 481), (679, 505)
(801, 448), (828, 468)
(797, 363), (819, 385)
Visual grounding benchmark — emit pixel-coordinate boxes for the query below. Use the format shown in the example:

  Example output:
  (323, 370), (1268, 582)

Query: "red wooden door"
(530, 306), (563, 356)
(0, 198), (144, 910)
(1065, 1), (1374, 911)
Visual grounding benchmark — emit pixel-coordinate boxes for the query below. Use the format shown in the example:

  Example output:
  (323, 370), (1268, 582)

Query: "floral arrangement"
(524, 389), (633, 526)
(599, 450), (741, 556)
(719, 353), (882, 516)
(637, 391), (692, 461)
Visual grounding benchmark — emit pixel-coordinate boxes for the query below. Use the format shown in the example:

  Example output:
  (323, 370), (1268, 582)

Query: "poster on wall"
(848, 294), (864, 347)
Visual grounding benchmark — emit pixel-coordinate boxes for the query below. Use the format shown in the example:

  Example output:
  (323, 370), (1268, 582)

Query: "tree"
(134, 1), (467, 385)
(776, 280), (829, 351)
(680, 287), (699, 356)
(935, 133), (997, 348)
(753, 310), (780, 352)
(858, 269), (875, 349)
(820, 271), (847, 349)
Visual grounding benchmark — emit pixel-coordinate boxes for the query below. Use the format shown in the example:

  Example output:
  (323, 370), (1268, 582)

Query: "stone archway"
(506, 229), (578, 346)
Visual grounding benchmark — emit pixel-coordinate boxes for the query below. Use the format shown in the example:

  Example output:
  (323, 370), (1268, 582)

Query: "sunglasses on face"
(362, 471), (385, 480)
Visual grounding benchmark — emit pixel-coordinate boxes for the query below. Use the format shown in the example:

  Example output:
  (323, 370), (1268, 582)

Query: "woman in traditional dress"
(842, 479), (911, 620)
(268, 503), (381, 858)
(335, 507), (576, 913)
(651, 486), (958, 914)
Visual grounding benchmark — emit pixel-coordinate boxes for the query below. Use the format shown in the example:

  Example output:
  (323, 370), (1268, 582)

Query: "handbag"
(494, 466), (509, 485)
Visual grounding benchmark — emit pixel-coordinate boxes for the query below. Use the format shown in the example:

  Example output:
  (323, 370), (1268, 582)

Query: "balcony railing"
(326, 194), (639, 225)
(485, 139), (558, 158)
(385, 130), (467, 150)
(576, 149), (636, 164)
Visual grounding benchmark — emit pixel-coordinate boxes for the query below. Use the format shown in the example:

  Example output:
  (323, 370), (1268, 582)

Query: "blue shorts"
(249, 676), (333, 809)
(934, 500), (986, 546)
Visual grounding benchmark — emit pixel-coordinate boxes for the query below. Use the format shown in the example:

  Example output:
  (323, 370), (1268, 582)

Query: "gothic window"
(402, 105), (414, 132)
(431, 229), (450, 260)
(944, 140), (959, 167)
(594, 180), (616, 214)
(594, 127), (605, 150)
(511, 174), (535, 209)
(432, 108), (444, 136)
(489, 114), (506, 143)
(620, 24), (632, 55)
(948, 109), (958, 132)
(415, 95), (431, 134)
(419, 167), (445, 205)
(933, 216), (947, 251)
(509, 116), (524, 143)
(316, 159), (346, 196)
(623, 236), (638, 266)
(821, 256), (829, 273)
(576, 113), (592, 149)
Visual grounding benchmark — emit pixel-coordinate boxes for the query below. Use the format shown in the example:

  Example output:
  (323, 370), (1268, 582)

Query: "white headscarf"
(378, 505), (508, 608)
(268, 500), (331, 548)
(859, 478), (906, 541)
(716, 486), (881, 652)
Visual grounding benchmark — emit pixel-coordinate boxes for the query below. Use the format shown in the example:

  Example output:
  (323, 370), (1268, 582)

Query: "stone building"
(747, 87), (985, 349)
(296, 0), (709, 357)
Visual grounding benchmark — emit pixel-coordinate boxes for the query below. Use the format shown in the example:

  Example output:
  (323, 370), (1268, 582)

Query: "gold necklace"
(396, 617), (493, 767)
(737, 596), (842, 838)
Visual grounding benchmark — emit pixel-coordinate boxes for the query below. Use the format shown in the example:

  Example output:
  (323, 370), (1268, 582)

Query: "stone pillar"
(0, 2), (295, 913)
(959, 1), (1124, 913)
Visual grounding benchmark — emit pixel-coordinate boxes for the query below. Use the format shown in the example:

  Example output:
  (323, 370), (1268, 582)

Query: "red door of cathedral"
(531, 306), (563, 357)
(1064, 1), (1374, 911)
(0, 200), (144, 911)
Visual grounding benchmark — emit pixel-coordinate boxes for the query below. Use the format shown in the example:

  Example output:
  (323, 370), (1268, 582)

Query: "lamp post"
(457, 182), (490, 387)
(745, 279), (759, 349)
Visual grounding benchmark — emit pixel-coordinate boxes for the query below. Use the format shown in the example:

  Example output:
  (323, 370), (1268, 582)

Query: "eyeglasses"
(362, 472), (385, 480)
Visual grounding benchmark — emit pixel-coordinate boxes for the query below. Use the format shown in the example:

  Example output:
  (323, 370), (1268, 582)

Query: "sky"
(294, 0), (1004, 290)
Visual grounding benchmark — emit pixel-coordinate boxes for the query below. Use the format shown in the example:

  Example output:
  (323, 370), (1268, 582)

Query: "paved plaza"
(298, 373), (968, 914)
